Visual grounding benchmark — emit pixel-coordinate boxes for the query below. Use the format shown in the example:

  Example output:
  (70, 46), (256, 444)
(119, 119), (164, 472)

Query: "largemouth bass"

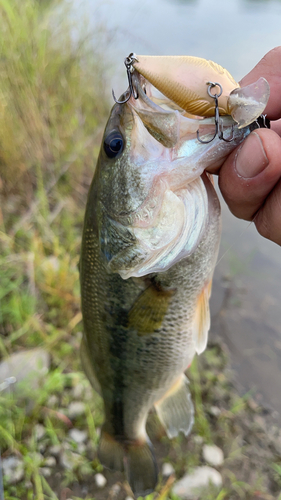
(80, 68), (263, 496)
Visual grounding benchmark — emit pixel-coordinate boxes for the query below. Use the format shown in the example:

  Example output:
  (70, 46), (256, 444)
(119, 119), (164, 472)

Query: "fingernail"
(235, 132), (269, 178)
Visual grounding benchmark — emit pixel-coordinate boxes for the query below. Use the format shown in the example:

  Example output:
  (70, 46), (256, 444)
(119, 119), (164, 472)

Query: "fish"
(79, 65), (264, 497)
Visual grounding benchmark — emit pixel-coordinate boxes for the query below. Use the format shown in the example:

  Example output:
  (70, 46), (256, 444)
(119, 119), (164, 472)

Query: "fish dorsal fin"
(128, 284), (174, 335)
(193, 281), (212, 355)
(154, 374), (194, 438)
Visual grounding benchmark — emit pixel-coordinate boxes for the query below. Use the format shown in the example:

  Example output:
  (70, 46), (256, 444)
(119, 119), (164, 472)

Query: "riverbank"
(1, 1), (281, 498)
(2, 333), (281, 499)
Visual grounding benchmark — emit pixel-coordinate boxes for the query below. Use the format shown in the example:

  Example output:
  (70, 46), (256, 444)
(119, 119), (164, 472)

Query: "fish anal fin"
(154, 374), (194, 439)
(128, 285), (174, 336)
(193, 281), (212, 355)
(126, 438), (158, 497)
(98, 425), (124, 472)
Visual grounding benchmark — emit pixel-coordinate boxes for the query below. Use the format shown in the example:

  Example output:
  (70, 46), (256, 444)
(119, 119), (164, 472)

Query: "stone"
(202, 445), (224, 466)
(40, 467), (51, 478)
(68, 428), (87, 444)
(72, 382), (85, 399)
(162, 462), (175, 477)
(49, 444), (61, 456)
(67, 401), (86, 419)
(48, 395), (59, 407)
(0, 349), (50, 392)
(77, 443), (86, 454)
(110, 484), (121, 498)
(2, 456), (24, 485)
(95, 473), (107, 488)
(172, 466), (222, 499)
(34, 424), (46, 441)
(209, 406), (221, 417)
(60, 450), (82, 470)
(193, 435), (204, 445)
(44, 456), (56, 467)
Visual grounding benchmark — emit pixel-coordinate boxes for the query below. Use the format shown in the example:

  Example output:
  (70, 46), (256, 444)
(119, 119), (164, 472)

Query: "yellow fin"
(128, 285), (173, 335)
(154, 374), (194, 438)
(98, 425), (124, 472)
(126, 439), (158, 497)
(192, 281), (212, 355)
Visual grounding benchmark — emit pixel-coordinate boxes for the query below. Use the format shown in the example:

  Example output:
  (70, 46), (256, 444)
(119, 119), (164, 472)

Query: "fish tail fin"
(154, 374), (194, 438)
(126, 438), (158, 497)
(98, 424), (124, 472)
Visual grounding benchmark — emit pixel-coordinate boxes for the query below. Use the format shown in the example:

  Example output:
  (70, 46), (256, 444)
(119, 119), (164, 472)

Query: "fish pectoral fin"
(80, 336), (101, 395)
(98, 425), (124, 472)
(193, 281), (212, 355)
(126, 438), (158, 497)
(128, 285), (174, 336)
(154, 374), (194, 439)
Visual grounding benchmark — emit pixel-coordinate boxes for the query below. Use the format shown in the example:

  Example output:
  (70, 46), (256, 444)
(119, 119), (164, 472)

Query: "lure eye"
(104, 131), (124, 159)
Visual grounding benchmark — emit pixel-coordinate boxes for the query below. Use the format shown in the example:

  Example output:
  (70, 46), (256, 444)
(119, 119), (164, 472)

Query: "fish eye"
(104, 131), (124, 159)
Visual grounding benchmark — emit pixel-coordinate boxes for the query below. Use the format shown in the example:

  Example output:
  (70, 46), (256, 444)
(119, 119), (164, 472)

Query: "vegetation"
(0, 1), (280, 498)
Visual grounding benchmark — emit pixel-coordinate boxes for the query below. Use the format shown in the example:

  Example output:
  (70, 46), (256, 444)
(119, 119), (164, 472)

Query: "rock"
(49, 444), (61, 456)
(72, 382), (85, 399)
(44, 456), (56, 467)
(48, 395), (59, 407)
(172, 466), (222, 499)
(209, 406), (221, 417)
(38, 443), (47, 454)
(95, 473), (107, 488)
(40, 467), (51, 478)
(67, 401), (86, 419)
(34, 424), (46, 441)
(0, 349), (50, 392)
(68, 428), (87, 444)
(2, 456), (24, 485)
(162, 462), (175, 477)
(193, 435), (204, 445)
(110, 484), (121, 498)
(77, 443), (86, 454)
(60, 450), (82, 470)
(202, 445), (224, 466)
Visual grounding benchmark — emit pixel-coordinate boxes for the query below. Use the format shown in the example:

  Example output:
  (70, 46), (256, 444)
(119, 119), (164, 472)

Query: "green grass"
(0, 1), (280, 498)
(0, 0), (109, 497)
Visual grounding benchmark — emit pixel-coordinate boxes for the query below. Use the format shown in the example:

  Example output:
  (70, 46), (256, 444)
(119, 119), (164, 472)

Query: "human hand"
(208, 47), (281, 246)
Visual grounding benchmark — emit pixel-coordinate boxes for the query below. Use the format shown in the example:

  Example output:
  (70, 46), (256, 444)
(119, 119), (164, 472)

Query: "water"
(74, 0), (281, 413)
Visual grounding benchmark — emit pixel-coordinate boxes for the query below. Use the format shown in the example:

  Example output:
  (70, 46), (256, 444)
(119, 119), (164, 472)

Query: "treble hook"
(197, 82), (234, 144)
(112, 53), (139, 104)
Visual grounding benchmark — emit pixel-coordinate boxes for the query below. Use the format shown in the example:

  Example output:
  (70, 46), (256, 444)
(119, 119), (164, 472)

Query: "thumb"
(218, 128), (281, 245)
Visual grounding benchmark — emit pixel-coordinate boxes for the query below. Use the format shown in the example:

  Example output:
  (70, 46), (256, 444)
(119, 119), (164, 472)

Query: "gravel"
(202, 444), (224, 466)
(94, 473), (107, 488)
(2, 456), (24, 485)
(172, 466), (222, 499)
